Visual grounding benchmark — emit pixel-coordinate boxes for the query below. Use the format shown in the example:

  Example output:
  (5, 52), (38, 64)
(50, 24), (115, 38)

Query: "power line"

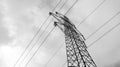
(58, 0), (69, 11)
(43, 0), (120, 66)
(13, 0), (62, 67)
(62, 23), (120, 67)
(24, 0), (109, 66)
(88, 22), (120, 47)
(24, 27), (55, 67)
(43, 0), (106, 66)
(86, 11), (120, 39)
(38, 0), (80, 67)
(51, 0), (63, 12)
(44, 42), (64, 67)
(44, 11), (120, 67)
(65, 0), (78, 15)
(61, 12), (120, 67)
(23, 0), (79, 67)
(78, 0), (106, 26)
(19, 0), (68, 66)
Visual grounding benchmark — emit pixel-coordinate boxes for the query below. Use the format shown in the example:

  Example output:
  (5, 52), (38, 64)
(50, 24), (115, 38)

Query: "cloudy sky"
(0, 0), (120, 67)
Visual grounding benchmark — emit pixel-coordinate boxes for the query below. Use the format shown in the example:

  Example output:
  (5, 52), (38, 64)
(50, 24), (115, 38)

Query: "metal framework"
(49, 12), (97, 67)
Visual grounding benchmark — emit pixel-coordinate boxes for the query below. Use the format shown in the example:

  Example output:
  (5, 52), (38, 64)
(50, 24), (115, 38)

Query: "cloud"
(114, 61), (120, 67)
(0, 0), (120, 67)
(0, 45), (23, 67)
(0, 0), (61, 67)
(105, 60), (120, 67)
(0, 3), (14, 45)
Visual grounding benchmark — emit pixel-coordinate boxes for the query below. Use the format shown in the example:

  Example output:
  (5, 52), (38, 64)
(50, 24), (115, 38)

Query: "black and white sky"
(0, 0), (120, 67)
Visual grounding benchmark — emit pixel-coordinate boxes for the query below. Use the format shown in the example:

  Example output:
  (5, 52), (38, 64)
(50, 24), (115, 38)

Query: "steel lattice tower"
(49, 12), (97, 67)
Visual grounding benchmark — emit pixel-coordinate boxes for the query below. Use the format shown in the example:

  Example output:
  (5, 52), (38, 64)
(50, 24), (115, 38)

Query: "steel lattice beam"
(49, 12), (97, 67)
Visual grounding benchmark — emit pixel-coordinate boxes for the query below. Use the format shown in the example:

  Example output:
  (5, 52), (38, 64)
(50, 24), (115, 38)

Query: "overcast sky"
(0, 0), (120, 67)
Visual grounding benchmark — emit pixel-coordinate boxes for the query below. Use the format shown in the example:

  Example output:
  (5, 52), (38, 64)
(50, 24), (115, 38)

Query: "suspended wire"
(61, 62), (67, 67)
(24, 27), (55, 67)
(62, 22), (120, 67)
(42, 1), (80, 66)
(23, 0), (78, 67)
(58, 0), (69, 11)
(88, 23), (120, 47)
(61, 11), (120, 67)
(25, 0), (120, 67)
(86, 11), (120, 39)
(23, 0), (110, 66)
(19, 0), (63, 65)
(44, 0), (120, 66)
(44, 43), (64, 67)
(26, 0), (79, 67)
(19, 0), (68, 66)
(51, 0), (63, 12)
(61, 22), (120, 67)
(78, 0), (106, 26)
(43, 0), (106, 66)
(65, 0), (78, 15)
(44, 11), (120, 67)
(13, 0), (62, 67)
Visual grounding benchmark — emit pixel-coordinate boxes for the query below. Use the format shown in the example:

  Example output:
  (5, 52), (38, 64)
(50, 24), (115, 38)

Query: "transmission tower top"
(49, 12), (97, 67)
(49, 12), (86, 41)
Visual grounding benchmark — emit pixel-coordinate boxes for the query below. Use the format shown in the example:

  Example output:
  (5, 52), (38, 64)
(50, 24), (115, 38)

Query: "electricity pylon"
(49, 12), (97, 67)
